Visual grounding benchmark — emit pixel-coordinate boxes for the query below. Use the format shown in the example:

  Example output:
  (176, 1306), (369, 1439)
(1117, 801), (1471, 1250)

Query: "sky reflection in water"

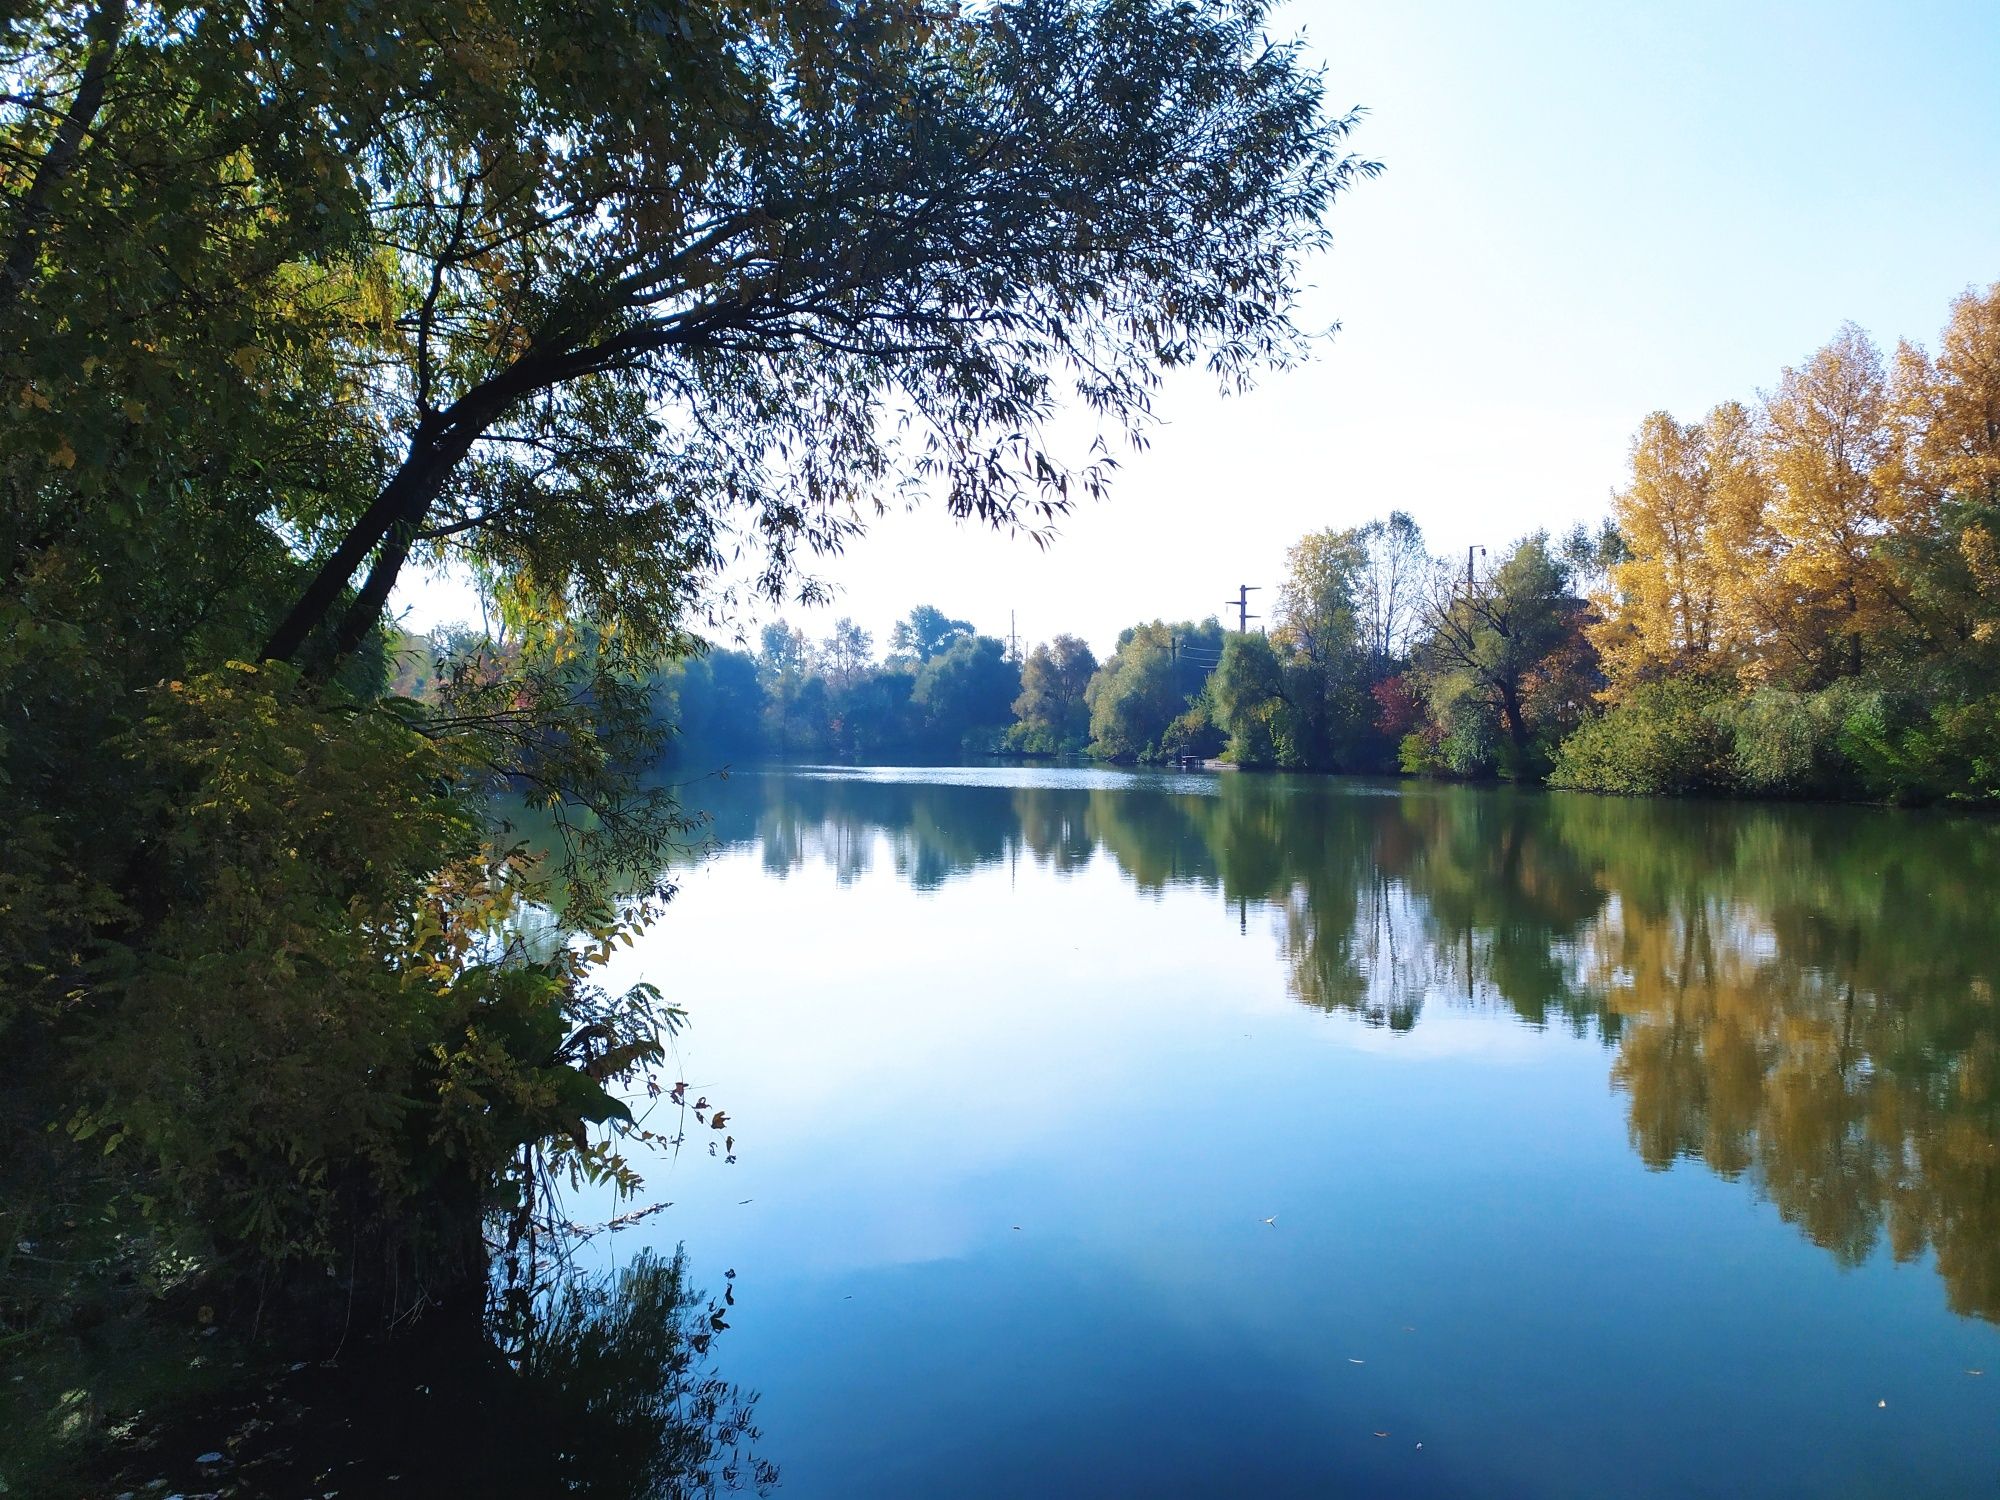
(597, 766), (2000, 1499)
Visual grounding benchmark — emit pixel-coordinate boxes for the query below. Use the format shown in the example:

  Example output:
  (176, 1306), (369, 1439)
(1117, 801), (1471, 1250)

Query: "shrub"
(1550, 679), (1733, 795)
(1916, 695), (2000, 802)
(1724, 688), (1848, 794)
(1439, 700), (1500, 778)
(1162, 703), (1226, 761)
(1398, 728), (1445, 776)
(1396, 700), (1498, 779)
(1833, 686), (2000, 804)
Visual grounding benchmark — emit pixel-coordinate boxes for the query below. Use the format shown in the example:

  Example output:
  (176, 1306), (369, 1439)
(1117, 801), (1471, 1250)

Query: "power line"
(1168, 631), (1224, 679)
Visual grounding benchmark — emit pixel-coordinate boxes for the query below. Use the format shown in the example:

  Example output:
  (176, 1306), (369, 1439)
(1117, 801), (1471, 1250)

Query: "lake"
(594, 764), (2000, 1499)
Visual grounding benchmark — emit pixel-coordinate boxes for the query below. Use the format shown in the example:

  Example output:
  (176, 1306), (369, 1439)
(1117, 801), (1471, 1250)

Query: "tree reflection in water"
(64, 1247), (775, 1499)
(709, 767), (2000, 1322)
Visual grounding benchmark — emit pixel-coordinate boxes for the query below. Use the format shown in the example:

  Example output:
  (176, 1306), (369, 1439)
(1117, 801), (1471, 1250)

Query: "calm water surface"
(596, 765), (2000, 1498)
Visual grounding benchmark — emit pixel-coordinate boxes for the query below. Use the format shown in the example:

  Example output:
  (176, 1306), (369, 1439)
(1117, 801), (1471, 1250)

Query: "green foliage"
(1416, 533), (1589, 773)
(1550, 678), (1738, 795)
(1085, 619), (1223, 760)
(890, 605), (975, 664)
(1398, 728), (1446, 777)
(1909, 695), (2000, 802)
(1727, 687), (1853, 793)
(1270, 526), (1376, 767)
(1195, 516), (1429, 773)
(914, 635), (1022, 749)
(1011, 634), (1098, 752)
(649, 649), (768, 761)
(1439, 697), (1505, 779)
(1799, 683), (2000, 804)
(1553, 677), (2000, 805)
(1210, 632), (1291, 766)
(670, 613), (1036, 760)
(38, 664), (671, 1272)
(1162, 698), (1227, 760)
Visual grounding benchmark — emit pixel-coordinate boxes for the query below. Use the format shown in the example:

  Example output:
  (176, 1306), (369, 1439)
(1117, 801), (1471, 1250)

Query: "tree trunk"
(0, 0), (128, 311)
(260, 416), (481, 671)
(260, 352), (570, 671)
(326, 506), (420, 665)
(1498, 682), (1528, 751)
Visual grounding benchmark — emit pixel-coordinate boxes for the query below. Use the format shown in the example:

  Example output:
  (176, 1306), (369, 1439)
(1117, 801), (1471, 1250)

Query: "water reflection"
(698, 767), (2000, 1322)
(10, 1248), (773, 1498)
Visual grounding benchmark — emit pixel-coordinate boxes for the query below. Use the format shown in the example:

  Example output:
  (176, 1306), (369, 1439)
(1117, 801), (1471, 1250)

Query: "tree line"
(557, 515), (1604, 779)
(652, 282), (1990, 803)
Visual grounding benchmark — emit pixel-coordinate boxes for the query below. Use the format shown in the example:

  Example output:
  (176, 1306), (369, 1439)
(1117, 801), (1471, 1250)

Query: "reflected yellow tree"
(672, 768), (2000, 1320)
(1566, 797), (2000, 1319)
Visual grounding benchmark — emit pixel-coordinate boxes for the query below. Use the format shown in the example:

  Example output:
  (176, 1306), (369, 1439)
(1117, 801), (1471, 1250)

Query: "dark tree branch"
(0, 0), (127, 311)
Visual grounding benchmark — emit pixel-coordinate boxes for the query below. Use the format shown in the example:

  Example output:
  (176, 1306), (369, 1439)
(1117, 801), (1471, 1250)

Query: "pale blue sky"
(399, 0), (2000, 657)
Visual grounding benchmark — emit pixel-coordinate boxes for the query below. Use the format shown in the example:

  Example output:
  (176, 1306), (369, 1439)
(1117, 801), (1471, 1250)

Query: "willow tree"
(228, 0), (1376, 672)
(0, 0), (1379, 1406)
(5, 0), (1373, 670)
(1012, 633), (1099, 749)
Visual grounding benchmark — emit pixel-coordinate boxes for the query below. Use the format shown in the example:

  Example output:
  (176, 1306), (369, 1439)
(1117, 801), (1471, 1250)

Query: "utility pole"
(1225, 583), (1260, 633)
(1465, 545), (1486, 592)
(1007, 610), (1020, 663)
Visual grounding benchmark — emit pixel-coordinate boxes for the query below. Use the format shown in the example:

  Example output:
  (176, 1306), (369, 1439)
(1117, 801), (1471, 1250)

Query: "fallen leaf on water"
(1348, 1358), (1365, 1365)
(1372, 1431), (1389, 1438)
(1260, 1216), (1277, 1226)
(1968, 1369), (1985, 1376)
(1877, 1400), (1887, 1408)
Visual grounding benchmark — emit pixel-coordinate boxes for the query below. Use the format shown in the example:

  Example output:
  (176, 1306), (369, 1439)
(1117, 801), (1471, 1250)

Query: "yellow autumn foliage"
(1597, 285), (2000, 693)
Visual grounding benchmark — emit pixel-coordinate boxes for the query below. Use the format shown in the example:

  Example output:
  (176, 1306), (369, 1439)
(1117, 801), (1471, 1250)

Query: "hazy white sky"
(397, 0), (2000, 660)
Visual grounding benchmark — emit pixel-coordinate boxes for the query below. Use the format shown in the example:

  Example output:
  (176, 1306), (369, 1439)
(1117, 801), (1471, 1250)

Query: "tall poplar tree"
(1759, 323), (1898, 682)
(1593, 402), (1768, 688)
